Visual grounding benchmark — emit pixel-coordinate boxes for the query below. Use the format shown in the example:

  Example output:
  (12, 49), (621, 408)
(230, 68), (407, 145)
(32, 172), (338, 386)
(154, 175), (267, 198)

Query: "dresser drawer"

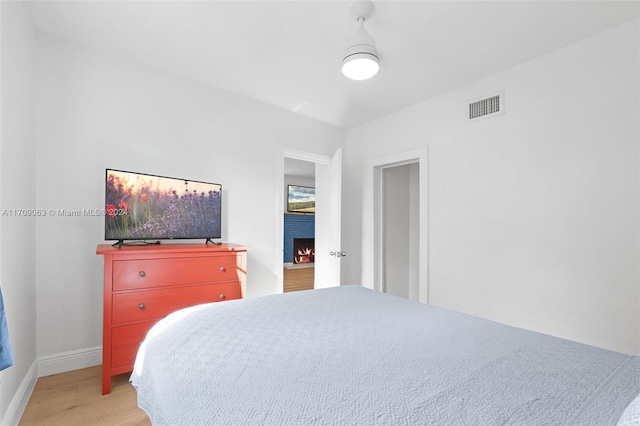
(113, 255), (239, 290)
(112, 282), (241, 324)
(111, 322), (155, 369)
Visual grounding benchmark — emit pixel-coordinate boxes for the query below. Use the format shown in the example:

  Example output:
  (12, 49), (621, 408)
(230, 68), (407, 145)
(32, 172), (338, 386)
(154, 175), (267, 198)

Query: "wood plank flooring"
(19, 366), (150, 426)
(283, 265), (314, 292)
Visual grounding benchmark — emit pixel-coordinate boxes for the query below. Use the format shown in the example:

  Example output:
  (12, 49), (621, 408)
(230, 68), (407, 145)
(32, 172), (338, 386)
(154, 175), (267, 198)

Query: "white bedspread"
(130, 285), (640, 425)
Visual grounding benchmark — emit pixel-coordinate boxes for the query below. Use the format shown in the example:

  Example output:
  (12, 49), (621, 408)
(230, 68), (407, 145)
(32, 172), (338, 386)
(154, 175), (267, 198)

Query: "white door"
(314, 148), (342, 288)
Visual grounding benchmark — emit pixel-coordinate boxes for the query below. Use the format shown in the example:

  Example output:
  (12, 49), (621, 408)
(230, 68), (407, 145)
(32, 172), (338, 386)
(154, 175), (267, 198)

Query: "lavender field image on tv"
(105, 170), (221, 240)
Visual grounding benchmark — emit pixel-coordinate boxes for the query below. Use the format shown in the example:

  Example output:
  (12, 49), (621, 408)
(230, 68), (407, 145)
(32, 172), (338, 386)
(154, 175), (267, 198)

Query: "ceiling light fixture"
(342, 0), (379, 81)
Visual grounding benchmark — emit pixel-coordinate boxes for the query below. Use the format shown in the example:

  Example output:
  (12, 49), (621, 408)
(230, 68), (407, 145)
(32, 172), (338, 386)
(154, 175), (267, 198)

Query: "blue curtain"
(0, 288), (13, 371)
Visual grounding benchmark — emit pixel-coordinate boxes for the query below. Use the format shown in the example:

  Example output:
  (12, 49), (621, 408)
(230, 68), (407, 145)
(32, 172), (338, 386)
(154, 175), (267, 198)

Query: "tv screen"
(287, 185), (315, 213)
(105, 169), (222, 241)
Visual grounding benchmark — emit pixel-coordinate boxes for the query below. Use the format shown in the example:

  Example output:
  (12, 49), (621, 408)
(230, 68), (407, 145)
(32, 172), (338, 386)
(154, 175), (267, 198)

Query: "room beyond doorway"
(276, 147), (343, 295)
(381, 162), (420, 300)
(372, 149), (426, 303)
(283, 157), (315, 293)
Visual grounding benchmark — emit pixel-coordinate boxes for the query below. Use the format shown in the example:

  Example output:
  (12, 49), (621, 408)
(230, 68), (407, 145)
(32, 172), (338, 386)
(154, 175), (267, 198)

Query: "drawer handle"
(219, 294), (226, 300)
(220, 266), (226, 273)
(139, 303), (146, 310)
(139, 271), (146, 278)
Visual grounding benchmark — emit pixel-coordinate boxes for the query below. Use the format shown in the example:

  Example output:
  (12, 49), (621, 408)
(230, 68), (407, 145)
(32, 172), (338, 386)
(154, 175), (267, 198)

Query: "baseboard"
(37, 346), (102, 378)
(1, 347), (102, 425)
(1, 361), (37, 426)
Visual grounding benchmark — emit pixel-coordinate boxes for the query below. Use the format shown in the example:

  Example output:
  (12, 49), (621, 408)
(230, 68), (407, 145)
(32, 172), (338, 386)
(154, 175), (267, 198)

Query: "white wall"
(344, 20), (640, 355)
(0, 1), (38, 423)
(34, 36), (344, 363)
(382, 163), (420, 300)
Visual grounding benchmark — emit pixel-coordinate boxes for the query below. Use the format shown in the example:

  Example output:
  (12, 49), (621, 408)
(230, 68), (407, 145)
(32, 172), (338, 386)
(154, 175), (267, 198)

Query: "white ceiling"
(26, 1), (639, 129)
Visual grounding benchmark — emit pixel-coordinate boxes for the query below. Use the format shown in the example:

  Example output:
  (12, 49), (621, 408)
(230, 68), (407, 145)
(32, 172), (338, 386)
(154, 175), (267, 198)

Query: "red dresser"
(97, 243), (248, 394)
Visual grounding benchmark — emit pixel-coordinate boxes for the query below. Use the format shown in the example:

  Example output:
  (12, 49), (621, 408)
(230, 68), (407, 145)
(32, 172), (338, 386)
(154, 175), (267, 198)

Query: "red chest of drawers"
(97, 243), (248, 394)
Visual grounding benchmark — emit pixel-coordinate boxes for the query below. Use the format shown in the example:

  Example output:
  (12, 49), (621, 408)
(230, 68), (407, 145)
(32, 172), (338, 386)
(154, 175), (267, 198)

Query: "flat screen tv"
(105, 169), (221, 244)
(287, 185), (315, 213)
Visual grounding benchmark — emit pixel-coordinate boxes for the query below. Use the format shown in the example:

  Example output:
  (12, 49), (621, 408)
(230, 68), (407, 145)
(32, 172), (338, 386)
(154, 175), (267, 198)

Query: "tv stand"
(112, 240), (161, 248)
(206, 238), (222, 245)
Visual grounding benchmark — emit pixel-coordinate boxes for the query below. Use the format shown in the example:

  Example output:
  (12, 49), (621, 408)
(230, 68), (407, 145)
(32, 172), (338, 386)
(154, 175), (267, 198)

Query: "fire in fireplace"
(293, 238), (315, 264)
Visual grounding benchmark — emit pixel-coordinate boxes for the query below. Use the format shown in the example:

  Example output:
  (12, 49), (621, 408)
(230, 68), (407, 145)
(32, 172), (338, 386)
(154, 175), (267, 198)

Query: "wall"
(344, 20), (640, 355)
(0, 1), (38, 424)
(382, 165), (410, 299)
(34, 36), (344, 367)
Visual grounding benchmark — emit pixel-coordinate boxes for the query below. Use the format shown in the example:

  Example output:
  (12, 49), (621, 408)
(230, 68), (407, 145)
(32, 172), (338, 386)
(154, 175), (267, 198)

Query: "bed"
(130, 285), (640, 425)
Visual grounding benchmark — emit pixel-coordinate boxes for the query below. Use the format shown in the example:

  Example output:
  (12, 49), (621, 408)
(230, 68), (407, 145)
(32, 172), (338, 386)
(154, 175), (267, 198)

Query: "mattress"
(130, 285), (640, 425)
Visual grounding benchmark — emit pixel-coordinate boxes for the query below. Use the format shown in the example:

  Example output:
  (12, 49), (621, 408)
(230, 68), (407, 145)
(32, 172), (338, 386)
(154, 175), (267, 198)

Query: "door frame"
(371, 148), (429, 303)
(276, 146), (336, 293)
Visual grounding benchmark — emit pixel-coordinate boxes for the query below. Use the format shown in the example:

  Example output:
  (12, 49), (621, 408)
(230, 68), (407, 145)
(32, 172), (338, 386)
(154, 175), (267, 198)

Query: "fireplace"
(293, 238), (315, 264)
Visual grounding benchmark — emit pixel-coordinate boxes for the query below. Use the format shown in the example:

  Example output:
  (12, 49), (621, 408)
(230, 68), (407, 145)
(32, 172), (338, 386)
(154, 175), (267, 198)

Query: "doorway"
(276, 148), (343, 294)
(372, 150), (425, 303)
(283, 158), (316, 293)
(380, 162), (419, 300)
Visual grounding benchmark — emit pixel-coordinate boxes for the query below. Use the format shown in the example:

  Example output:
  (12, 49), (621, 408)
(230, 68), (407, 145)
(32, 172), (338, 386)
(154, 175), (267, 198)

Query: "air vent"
(467, 91), (504, 123)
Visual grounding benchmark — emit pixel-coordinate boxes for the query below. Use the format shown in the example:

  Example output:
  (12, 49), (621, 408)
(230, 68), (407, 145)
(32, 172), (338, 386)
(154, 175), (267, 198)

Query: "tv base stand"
(112, 240), (162, 248)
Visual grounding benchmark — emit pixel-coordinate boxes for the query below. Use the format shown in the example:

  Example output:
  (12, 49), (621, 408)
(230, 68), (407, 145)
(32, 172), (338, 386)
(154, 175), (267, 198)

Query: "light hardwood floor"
(283, 265), (314, 293)
(19, 366), (150, 426)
